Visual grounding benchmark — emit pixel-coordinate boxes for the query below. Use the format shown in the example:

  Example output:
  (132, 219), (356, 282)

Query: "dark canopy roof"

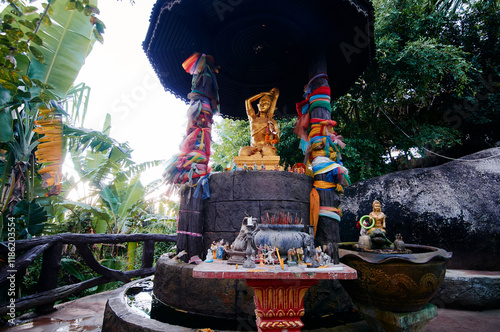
(143, 0), (375, 119)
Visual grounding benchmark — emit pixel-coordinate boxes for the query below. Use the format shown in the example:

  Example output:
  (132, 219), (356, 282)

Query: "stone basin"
(338, 242), (452, 313)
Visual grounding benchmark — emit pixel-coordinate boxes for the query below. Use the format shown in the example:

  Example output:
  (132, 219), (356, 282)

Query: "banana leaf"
(27, 0), (97, 98)
(61, 257), (88, 281)
(127, 242), (138, 271)
(0, 109), (14, 142)
(118, 179), (144, 220)
(13, 199), (49, 238)
(100, 185), (120, 216)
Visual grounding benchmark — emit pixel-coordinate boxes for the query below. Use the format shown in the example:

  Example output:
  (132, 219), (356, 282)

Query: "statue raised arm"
(239, 88), (280, 157)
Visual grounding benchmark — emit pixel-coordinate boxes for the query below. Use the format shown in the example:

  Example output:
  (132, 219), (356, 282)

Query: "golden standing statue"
(238, 88), (280, 157)
(367, 200), (386, 235)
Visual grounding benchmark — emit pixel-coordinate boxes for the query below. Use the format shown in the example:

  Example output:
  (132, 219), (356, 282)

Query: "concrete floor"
(1, 288), (499, 332)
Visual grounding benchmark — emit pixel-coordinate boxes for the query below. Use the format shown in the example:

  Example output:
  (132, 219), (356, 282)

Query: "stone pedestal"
(248, 279), (317, 332)
(203, 171), (312, 255)
(356, 303), (438, 332)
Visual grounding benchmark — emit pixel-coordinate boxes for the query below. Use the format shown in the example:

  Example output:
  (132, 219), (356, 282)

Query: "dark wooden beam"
(0, 233), (176, 253)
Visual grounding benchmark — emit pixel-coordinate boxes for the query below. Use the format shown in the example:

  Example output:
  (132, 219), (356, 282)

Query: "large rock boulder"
(339, 148), (500, 271)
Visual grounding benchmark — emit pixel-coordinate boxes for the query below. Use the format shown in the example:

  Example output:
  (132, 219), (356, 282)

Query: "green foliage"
(211, 117), (250, 169)
(333, 0), (499, 181)
(275, 117), (303, 168)
(12, 198), (49, 238)
(0, 0), (103, 107)
(59, 116), (165, 235)
(0, 1), (104, 239)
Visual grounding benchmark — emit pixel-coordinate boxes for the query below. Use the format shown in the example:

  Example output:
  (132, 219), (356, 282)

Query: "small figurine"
(265, 247), (276, 265)
(242, 217), (258, 268)
(259, 253), (265, 267)
(296, 247), (304, 264)
(319, 250), (331, 266)
(253, 162), (258, 170)
(211, 242), (218, 260)
(368, 200), (386, 234)
(243, 162), (248, 170)
(287, 248), (297, 266)
(261, 162), (265, 170)
(224, 242), (231, 260)
(214, 240), (224, 260)
(205, 248), (213, 262)
(367, 200), (392, 248)
(228, 217), (257, 265)
(394, 233), (406, 252)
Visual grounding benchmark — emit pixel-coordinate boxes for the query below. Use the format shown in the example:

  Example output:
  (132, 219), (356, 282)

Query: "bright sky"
(75, 0), (188, 184)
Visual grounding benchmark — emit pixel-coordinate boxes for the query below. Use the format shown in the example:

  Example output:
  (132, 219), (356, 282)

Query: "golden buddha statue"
(238, 88), (280, 157)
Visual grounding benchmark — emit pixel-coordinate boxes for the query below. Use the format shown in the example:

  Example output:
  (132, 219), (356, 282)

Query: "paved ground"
(1, 289), (499, 332)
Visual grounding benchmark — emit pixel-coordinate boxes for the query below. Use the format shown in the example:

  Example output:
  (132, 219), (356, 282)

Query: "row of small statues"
(285, 246), (332, 267)
(230, 162), (306, 173)
(205, 240), (230, 262)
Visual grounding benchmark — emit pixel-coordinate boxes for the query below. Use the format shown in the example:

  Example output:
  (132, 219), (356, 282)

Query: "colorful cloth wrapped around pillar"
(163, 53), (219, 190)
(295, 74), (349, 236)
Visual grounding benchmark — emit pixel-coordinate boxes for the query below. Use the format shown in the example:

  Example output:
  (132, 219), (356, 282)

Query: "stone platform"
(3, 271), (500, 331)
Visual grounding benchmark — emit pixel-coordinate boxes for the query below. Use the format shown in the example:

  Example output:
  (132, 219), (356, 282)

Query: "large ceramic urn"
(338, 243), (452, 313)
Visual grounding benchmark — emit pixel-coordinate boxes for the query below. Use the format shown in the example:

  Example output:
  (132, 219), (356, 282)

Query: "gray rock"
(339, 148), (500, 270)
(431, 270), (500, 310)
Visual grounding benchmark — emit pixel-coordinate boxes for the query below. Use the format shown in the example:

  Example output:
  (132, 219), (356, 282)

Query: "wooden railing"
(0, 233), (176, 315)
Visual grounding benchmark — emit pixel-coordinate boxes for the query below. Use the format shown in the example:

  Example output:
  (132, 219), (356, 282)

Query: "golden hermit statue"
(238, 88), (280, 157)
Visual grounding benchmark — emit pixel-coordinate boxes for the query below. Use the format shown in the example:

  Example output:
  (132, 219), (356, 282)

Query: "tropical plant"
(0, 0), (103, 240)
(332, 0), (499, 182)
(211, 116), (250, 170)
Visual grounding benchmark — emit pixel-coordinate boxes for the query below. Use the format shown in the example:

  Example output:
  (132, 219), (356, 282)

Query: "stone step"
(432, 269), (500, 310)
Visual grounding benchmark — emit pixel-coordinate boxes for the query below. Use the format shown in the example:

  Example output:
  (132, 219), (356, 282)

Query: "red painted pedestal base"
(193, 262), (357, 331)
(247, 279), (318, 332)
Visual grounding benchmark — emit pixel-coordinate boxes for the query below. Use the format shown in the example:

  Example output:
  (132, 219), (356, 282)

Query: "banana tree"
(0, 0), (103, 239)
(56, 112), (164, 269)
